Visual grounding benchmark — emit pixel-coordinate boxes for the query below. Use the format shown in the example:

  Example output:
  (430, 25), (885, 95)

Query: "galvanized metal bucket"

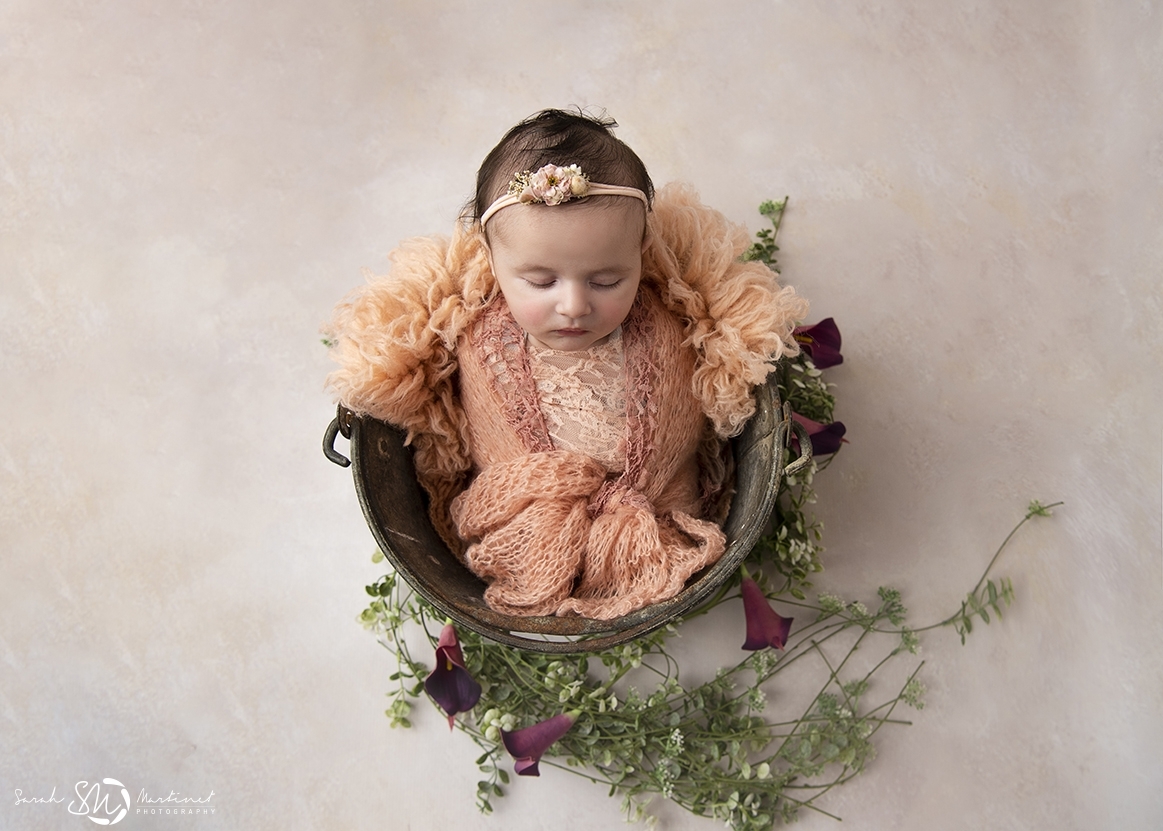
(324, 376), (810, 653)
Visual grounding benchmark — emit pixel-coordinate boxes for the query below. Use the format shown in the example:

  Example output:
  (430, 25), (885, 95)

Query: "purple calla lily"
(741, 577), (793, 651)
(501, 712), (578, 776)
(790, 411), (847, 457)
(424, 623), (482, 729)
(793, 318), (843, 368)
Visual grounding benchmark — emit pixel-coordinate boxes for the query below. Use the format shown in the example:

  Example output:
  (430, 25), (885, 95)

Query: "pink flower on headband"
(513, 164), (590, 206)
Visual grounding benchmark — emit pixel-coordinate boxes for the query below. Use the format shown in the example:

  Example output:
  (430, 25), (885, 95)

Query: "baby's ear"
(483, 239), (495, 273)
(641, 226), (654, 254)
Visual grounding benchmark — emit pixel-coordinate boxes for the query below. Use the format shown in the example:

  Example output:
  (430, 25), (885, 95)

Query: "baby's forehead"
(486, 198), (647, 246)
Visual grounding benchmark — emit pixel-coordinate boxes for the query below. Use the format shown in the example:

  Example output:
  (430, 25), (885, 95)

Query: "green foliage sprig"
(747, 196), (834, 598)
(931, 499), (1059, 645)
(742, 198), (789, 268)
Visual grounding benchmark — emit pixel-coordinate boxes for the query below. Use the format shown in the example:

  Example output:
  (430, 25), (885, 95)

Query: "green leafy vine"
(360, 498), (1057, 828)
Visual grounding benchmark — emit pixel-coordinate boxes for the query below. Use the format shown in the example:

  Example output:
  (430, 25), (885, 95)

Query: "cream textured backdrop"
(2, 1), (1161, 829)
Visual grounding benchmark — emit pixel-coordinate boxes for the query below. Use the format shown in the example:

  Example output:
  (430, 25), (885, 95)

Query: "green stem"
(911, 500), (1063, 633)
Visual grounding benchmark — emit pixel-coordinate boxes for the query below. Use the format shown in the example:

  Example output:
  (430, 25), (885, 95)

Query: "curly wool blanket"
(326, 184), (808, 618)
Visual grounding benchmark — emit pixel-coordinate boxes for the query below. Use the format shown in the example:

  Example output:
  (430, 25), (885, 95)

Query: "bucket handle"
(323, 406), (353, 468)
(779, 403), (813, 477)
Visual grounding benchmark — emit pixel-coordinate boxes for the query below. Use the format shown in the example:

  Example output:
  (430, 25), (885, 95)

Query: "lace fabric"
(528, 329), (627, 473)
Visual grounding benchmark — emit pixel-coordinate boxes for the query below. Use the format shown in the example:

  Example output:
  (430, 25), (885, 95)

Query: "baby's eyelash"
(520, 277), (623, 289)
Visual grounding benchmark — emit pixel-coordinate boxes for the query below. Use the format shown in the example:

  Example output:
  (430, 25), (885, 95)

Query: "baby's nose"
(557, 284), (591, 318)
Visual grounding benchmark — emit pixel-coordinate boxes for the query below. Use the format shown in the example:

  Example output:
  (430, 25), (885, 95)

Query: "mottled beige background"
(2, 1), (1160, 829)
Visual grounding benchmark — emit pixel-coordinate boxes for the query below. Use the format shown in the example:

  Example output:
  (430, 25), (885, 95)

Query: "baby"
(327, 110), (807, 620)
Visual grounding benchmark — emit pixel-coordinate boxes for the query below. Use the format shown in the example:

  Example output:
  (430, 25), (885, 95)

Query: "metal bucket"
(324, 376), (810, 653)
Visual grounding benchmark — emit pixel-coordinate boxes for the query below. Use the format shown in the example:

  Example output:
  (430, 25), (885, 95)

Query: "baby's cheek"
(505, 295), (549, 330)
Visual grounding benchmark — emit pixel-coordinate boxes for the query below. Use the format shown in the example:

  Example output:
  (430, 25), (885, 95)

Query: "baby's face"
(487, 200), (646, 352)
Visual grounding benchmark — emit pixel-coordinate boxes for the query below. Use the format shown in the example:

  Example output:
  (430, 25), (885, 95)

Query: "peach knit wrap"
(325, 184), (810, 619)
(452, 288), (724, 618)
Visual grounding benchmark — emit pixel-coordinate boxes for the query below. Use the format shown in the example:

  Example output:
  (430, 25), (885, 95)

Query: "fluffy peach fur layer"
(325, 183), (809, 546)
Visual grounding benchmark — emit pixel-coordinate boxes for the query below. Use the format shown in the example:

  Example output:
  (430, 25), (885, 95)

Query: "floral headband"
(479, 163), (649, 227)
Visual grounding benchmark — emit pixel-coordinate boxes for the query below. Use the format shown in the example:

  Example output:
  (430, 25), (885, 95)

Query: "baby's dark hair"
(471, 108), (654, 226)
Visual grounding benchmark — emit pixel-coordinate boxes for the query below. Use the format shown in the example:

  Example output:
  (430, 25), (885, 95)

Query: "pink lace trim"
(617, 297), (657, 494)
(472, 297), (555, 453)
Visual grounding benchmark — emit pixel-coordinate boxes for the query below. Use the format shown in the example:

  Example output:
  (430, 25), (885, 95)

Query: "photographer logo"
(14, 778), (216, 823)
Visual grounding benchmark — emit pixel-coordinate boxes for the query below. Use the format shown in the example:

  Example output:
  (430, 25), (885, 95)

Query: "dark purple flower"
(501, 712), (578, 776)
(793, 318), (843, 368)
(741, 577), (793, 651)
(791, 411), (847, 457)
(424, 623), (482, 729)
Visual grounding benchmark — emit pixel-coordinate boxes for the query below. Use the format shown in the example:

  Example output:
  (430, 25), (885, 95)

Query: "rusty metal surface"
(324, 376), (807, 653)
